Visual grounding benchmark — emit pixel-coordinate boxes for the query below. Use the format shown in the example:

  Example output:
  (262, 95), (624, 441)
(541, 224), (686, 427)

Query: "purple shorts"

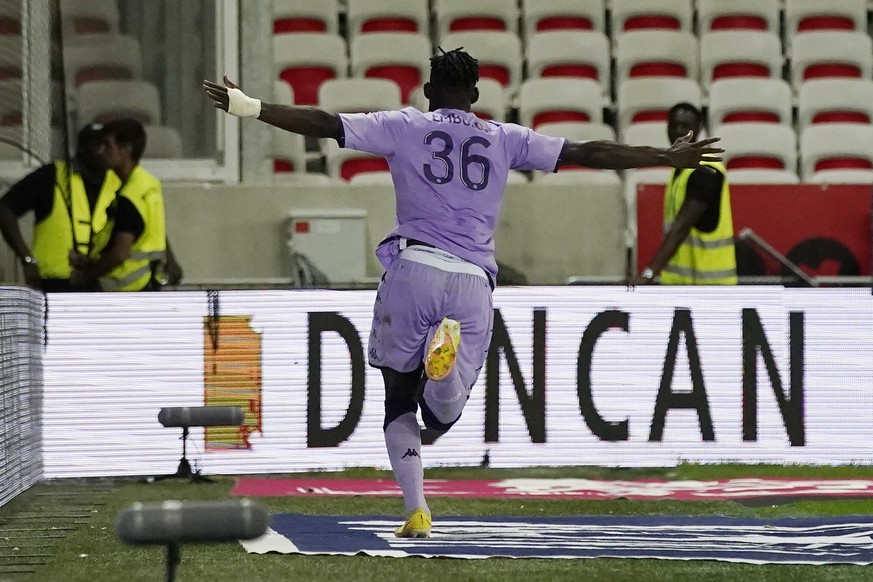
(368, 252), (494, 391)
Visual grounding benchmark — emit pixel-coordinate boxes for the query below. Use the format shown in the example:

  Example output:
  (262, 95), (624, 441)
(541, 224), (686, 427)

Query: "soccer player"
(203, 48), (722, 538)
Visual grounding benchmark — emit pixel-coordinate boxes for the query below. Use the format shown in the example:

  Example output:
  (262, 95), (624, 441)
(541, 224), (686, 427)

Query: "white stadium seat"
(715, 122), (798, 174)
(64, 34), (142, 88)
(440, 32), (523, 92)
(785, 0), (866, 39)
(727, 169), (800, 184)
(615, 31), (698, 85)
(527, 31), (611, 95)
(471, 78), (507, 122)
(274, 80), (294, 104)
(699, 31), (783, 90)
(272, 126), (307, 174)
(61, 0), (120, 37)
(271, 0), (339, 34)
(708, 78), (793, 126)
(536, 121), (616, 142)
(610, 0), (693, 37)
(324, 139), (389, 182)
(797, 79), (873, 131)
(143, 126), (183, 159)
(273, 33), (347, 106)
(522, 0), (606, 38)
(77, 80), (161, 125)
(623, 122), (668, 148)
(616, 78), (702, 132)
(346, 0), (429, 36)
(350, 33), (430, 105)
(807, 169), (873, 184)
(318, 78), (402, 113)
(435, 0), (519, 38)
(800, 123), (873, 180)
(697, 0), (781, 34)
(790, 32), (873, 90)
(518, 78), (603, 129)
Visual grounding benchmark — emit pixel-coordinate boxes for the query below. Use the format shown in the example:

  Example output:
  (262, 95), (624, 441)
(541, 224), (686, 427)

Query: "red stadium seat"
(527, 31), (610, 97)
(318, 79), (402, 114)
(63, 35), (143, 88)
(617, 78), (702, 133)
(272, 127), (306, 174)
(786, 0), (865, 38)
(801, 124), (873, 180)
(470, 79), (507, 122)
(61, 0), (120, 37)
(325, 140), (390, 182)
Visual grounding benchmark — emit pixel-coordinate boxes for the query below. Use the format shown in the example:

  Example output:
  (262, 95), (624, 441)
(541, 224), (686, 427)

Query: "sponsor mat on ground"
(242, 514), (873, 565)
(233, 477), (873, 500)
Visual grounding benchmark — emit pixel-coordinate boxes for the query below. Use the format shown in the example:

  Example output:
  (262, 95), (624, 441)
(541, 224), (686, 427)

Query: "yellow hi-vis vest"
(90, 165), (167, 291)
(661, 162), (737, 285)
(31, 162), (120, 279)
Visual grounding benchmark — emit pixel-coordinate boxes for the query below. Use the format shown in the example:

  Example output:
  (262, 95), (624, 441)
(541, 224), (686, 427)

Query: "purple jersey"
(338, 107), (567, 286)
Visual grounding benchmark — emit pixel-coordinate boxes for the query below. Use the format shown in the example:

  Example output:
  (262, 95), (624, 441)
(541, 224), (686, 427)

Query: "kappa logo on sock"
(401, 448), (420, 459)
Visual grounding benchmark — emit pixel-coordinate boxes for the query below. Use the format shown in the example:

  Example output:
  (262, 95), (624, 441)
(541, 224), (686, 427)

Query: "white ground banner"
(42, 287), (873, 477)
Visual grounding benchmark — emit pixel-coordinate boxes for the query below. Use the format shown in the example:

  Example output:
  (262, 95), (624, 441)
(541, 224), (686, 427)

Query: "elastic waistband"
(398, 245), (487, 279)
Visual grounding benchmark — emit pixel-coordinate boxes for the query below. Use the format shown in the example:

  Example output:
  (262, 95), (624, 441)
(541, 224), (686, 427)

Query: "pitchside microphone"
(115, 499), (269, 544)
(158, 406), (244, 428)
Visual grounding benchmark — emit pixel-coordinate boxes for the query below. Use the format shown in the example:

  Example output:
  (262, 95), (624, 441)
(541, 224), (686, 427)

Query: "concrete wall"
(164, 182), (626, 286)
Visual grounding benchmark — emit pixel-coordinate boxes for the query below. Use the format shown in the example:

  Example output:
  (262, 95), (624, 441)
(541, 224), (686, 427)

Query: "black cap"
(76, 123), (103, 149)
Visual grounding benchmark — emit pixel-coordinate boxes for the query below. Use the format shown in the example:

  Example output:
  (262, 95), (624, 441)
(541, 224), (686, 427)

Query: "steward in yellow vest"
(70, 119), (177, 292)
(637, 103), (737, 286)
(0, 124), (120, 291)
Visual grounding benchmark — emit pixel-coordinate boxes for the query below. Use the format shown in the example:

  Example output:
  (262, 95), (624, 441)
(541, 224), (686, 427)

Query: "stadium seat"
(324, 139), (390, 182)
(318, 78), (402, 113)
(797, 79), (873, 131)
(273, 33), (347, 107)
(350, 33), (430, 105)
(708, 78), (793, 126)
(616, 78), (702, 132)
(807, 169), (873, 184)
(435, 0), (519, 38)
(0, 79), (20, 125)
(272, 126), (307, 174)
(346, 0), (428, 36)
(271, 0), (339, 34)
(506, 171), (530, 185)
(143, 125), (183, 159)
(715, 123), (798, 173)
(699, 31), (783, 90)
(615, 31), (698, 85)
(0, 2), (19, 35)
(623, 122), (668, 147)
(800, 123), (873, 180)
(61, 0), (120, 36)
(0, 37), (19, 78)
(785, 0), (866, 37)
(697, 0), (780, 33)
(64, 35), (142, 88)
(348, 171), (395, 186)
(536, 121), (616, 142)
(790, 32), (873, 88)
(471, 78), (506, 121)
(518, 78), (603, 129)
(440, 32), (523, 91)
(274, 80), (294, 104)
(527, 31), (610, 96)
(536, 168), (622, 186)
(522, 0), (605, 38)
(274, 173), (335, 186)
(610, 0), (693, 36)
(76, 80), (161, 125)
(728, 169), (801, 184)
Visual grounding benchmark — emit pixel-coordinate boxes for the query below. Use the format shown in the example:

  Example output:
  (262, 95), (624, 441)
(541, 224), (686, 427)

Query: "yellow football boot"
(394, 508), (432, 538)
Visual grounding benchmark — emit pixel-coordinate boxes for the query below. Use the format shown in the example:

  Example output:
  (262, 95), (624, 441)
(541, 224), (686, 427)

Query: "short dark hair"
(101, 118), (147, 162)
(429, 47), (479, 89)
(668, 102), (703, 126)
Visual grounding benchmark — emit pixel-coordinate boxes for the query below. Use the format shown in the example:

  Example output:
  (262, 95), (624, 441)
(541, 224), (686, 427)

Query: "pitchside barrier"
(0, 288), (43, 506)
(31, 287), (873, 478)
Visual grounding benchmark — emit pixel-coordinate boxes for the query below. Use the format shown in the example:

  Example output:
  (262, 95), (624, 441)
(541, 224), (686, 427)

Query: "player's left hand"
(664, 131), (723, 171)
(203, 76), (262, 118)
(202, 76), (236, 112)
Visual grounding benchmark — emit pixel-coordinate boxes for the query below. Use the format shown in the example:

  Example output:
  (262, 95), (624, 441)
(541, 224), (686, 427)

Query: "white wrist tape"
(227, 87), (262, 118)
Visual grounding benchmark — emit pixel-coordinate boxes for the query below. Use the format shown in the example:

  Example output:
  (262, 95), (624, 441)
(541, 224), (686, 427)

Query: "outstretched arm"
(203, 76), (341, 140)
(561, 131), (723, 171)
